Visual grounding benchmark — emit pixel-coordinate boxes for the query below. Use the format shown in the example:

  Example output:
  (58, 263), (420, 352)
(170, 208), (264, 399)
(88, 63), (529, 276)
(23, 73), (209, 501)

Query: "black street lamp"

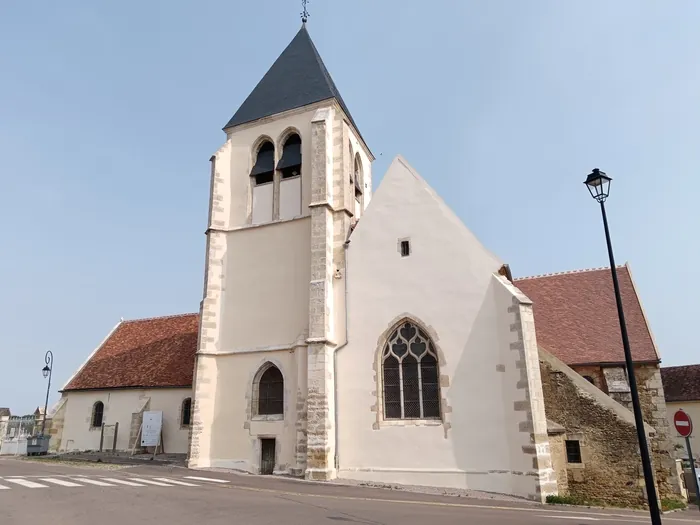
(584, 169), (662, 525)
(40, 350), (53, 437)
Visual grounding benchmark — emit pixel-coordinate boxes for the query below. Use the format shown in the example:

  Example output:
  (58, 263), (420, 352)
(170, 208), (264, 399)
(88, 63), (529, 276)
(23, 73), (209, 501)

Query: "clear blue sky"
(1, 1), (698, 415)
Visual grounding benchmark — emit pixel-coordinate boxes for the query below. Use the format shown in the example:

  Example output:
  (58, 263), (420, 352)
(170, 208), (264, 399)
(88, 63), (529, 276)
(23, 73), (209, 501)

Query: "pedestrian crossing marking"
(70, 478), (115, 487)
(184, 476), (229, 483)
(128, 478), (173, 487)
(0, 475), (223, 491)
(39, 478), (83, 487)
(100, 478), (147, 487)
(5, 478), (49, 488)
(152, 478), (199, 487)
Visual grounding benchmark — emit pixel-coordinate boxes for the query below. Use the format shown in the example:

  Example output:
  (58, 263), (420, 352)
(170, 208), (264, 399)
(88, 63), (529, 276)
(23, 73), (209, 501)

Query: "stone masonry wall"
(541, 358), (647, 507)
(572, 363), (681, 501)
(635, 364), (682, 499)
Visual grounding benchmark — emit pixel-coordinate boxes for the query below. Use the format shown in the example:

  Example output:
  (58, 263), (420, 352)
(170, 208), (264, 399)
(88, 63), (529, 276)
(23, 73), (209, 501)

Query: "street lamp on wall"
(583, 169), (661, 525)
(40, 350), (53, 437)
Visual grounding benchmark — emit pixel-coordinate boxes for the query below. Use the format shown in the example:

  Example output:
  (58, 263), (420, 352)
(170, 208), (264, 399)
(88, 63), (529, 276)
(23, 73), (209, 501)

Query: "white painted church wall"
(219, 217), (311, 352)
(59, 388), (192, 453)
(252, 182), (274, 225)
(203, 349), (302, 473)
(336, 156), (544, 498)
(279, 176), (302, 220)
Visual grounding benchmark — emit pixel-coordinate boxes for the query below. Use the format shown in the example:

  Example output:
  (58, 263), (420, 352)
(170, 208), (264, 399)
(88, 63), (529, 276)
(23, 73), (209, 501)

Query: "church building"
(51, 23), (684, 507)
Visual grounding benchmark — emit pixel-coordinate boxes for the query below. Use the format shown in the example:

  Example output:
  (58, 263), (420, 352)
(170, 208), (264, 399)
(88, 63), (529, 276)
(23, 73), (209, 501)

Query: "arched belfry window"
(255, 364), (284, 416)
(91, 401), (104, 428)
(251, 140), (275, 224)
(353, 154), (363, 219)
(382, 321), (440, 420)
(277, 133), (302, 220)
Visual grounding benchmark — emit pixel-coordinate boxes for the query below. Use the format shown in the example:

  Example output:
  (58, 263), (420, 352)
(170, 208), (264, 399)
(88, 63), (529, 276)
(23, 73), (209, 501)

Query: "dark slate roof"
(661, 364), (700, 402)
(224, 24), (360, 134)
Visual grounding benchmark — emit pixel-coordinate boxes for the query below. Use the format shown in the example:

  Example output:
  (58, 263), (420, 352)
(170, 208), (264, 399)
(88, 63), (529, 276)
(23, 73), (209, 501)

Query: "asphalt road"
(1, 457), (698, 525)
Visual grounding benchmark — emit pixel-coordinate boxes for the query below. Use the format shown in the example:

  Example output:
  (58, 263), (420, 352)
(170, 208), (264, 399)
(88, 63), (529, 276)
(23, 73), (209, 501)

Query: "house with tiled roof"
(51, 314), (198, 453)
(661, 364), (700, 462)
(51, 22), (684, 508)
(514, 265), (681, 504)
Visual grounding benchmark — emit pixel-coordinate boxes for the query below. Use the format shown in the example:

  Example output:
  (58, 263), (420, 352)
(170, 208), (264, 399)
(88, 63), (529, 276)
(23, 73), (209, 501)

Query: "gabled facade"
(335, 157), (555, 497)
(187, 25), (556, 500)
(49, 22), (684, 508)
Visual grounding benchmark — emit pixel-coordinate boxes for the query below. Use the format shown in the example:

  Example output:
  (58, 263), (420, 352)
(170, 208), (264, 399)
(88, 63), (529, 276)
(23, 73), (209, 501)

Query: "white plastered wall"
(59, 388), (192, 453)
(336, 156), (554, 500)
(203, 349), (303, 473)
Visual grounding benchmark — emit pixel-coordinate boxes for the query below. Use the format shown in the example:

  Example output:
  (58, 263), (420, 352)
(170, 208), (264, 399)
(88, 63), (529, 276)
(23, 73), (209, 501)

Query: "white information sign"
(140, 411), (163, 447)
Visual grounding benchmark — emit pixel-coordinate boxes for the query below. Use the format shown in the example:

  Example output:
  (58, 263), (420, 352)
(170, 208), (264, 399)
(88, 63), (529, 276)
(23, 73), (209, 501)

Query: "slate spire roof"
(224, 24), (359, 132)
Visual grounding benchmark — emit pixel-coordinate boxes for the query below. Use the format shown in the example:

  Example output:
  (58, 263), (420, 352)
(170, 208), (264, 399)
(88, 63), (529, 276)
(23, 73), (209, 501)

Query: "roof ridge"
(121, 312), (198, 324)
(514, 265), (626, 282)
(662, 363), (700, 370)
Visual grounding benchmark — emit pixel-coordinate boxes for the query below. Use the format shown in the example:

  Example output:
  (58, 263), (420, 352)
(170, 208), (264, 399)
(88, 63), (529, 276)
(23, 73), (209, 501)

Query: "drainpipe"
(333, 239), (351, 471)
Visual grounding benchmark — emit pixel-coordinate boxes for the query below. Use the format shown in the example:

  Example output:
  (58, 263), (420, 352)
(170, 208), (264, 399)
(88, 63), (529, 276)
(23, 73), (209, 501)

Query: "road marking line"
(70, 478), (115, 487)
(4, 478), (49, 488)
(101, 478), (147, 487)
(39, 478), (83, 487)
(220, 485), (673, 523)
(184, 476), (230, 483)
(128, 478), (174, 487)
(539, 517), (599, 521)
(0, 484), (10, 490)
(153, 478), (200, 487)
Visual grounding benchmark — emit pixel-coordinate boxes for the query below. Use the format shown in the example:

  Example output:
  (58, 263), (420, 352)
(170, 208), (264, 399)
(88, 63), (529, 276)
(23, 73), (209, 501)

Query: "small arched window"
(251, 141), (275, 185)
(181, 398), (192, 427)
(382, 321), (440, 420)
(353, 154), (363, 219)
(277, 134), (301, 179)
(91, 401), (104, 428)
(251, 140), (275, 224)
(257, 365), (284, 416)
(277, 134), (302, 220)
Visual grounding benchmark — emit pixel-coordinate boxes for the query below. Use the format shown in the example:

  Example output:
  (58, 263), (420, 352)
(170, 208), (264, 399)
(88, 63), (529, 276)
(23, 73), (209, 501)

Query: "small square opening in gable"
(399, 239), (411, 257)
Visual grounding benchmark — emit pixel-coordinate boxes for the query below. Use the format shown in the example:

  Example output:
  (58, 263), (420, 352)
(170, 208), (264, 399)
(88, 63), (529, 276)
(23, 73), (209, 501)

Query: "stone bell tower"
(188, 23), (374, 480)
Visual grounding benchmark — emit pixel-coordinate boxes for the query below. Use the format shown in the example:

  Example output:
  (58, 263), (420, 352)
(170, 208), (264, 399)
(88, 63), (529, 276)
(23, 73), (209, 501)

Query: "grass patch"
(546, 495), (587, 506)
(661, 498), (686, 512)
(545, 494), (606, 507)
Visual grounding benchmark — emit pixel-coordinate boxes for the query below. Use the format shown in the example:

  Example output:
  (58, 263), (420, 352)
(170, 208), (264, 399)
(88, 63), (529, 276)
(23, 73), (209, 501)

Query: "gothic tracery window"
(382, 321), (440, 420)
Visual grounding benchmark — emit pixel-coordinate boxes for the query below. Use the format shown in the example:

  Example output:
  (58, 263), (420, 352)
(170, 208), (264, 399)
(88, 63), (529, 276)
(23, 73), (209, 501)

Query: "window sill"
(252, 414), (284, 422)
(566, 463), (585, 469)
(379, 419), (443, 427)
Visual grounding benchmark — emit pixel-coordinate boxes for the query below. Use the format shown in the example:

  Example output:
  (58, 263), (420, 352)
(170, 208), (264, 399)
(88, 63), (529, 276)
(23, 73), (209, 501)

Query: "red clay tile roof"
(661, 365), (700, 402)
(63, 313), (199, 391)
(514, 265), (659, 366)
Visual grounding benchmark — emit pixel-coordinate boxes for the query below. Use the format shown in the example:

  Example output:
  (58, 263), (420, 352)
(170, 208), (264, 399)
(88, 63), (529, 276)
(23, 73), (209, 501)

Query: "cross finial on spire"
(301, 0), (310, 24)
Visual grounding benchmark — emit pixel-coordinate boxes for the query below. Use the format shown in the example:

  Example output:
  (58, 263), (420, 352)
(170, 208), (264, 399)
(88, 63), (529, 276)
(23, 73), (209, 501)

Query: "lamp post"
(584, 169), (662, 525)
(40, 350), (53, 437)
